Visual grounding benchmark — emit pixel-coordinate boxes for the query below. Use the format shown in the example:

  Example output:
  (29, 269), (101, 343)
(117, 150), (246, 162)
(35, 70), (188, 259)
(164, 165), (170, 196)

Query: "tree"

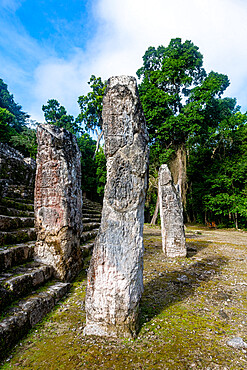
(0, 107), (16, 143)
(77, 75), (107, 157)
(0, 78), (29, 133)
(95, 147), (106, 198)
(42, 99), (80, 135)
(137, 38), (232, 223)
(137, 39), (206, 211)
(187, 107), (247, 228)
(76, 133), (106, 201)
(146, 164), (159, 225)
(0, 78), (33, 156)
(10, 125), (37, 158)
(137, 39), (206, 141)
(76, 133), (98, 199)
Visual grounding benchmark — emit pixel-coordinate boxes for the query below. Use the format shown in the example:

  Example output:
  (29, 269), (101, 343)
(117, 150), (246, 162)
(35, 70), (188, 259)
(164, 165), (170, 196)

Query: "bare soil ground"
(1, 225), (247, 369)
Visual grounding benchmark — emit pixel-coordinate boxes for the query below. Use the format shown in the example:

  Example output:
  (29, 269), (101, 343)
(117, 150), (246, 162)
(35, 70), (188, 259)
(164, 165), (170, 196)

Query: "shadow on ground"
(139, 255), (228, 332)
(186, 240), (213, 257)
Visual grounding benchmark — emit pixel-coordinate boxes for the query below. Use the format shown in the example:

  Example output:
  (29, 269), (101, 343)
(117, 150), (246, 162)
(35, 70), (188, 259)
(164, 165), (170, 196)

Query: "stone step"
(83, 222), (100, 232)
(80, 228), (99, 243)
(0, 228), (36, 246)
(0, 198), (34, 212)
(83, 207), (102, 213)
(0, 242), (34, 271)
(83, 216), (101, 223)
(0, 215), (34, 231)
(0, 281), (70, 361)
(82, 198), (102, 208)
(1, 190), (34, 203)
(83, 203), (102, 209)
(0, 205), (34, 217)
(82, 213), (101, 220)
(82, 208), (101, 215)
(81, 241), (94, 258)
(0, 263), (53, 311)
(0, 181), (34, 201)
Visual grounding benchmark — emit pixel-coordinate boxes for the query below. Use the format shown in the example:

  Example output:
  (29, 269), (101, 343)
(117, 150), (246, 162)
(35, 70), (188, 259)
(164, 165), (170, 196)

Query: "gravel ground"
(1, 224), (247, 370)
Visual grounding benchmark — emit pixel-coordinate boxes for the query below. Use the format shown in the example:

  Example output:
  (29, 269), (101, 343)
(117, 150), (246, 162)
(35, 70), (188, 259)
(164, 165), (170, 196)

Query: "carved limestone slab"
(34, 124), (83, 282)
(159, 164), (186, 257)
(84, 76), (149, 338)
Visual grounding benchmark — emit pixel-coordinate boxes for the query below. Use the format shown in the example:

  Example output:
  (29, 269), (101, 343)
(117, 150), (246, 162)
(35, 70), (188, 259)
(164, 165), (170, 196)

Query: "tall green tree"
(77, 134), (106, 201)
(77, 75), (107, 156)
(42, 99), (80, 135)
(187, 107), (247, 228)
(95, 147), (106, 198)
(0, 79), (29, 133)
(77, 133), (97, 199)
(0, 107), (16, 143)
(137, 38), (207, 210)
(10, 125), (38, 158)
(137, 39), (206, 142)
(137, 38), (233, 222)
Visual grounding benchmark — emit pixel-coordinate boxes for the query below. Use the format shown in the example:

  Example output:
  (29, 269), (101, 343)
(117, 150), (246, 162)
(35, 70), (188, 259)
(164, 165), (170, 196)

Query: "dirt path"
(1, 225), (247, 369)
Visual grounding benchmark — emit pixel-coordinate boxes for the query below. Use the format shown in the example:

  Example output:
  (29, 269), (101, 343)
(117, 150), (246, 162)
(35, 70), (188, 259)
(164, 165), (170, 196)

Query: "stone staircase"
(80, 197), (102, 257)
(0, 192), (102, 360)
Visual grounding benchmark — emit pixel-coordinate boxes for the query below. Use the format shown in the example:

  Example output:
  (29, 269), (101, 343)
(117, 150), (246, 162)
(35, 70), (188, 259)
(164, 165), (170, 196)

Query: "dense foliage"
(137, 39), (205, 146)
(42, 99), (81, 135)
(187, 109), (247, 228)
(77, 75), (107, 157)
(1, 38), (246, 223)
(0, 80), (106, 201)
(137, 38), (247, 228)
(77, 133), (106, 201)
(0, 79), (29, 134)
(42, 98), (106, 201)
(77, 75), (106, 135)
(0, 78), (38, 157)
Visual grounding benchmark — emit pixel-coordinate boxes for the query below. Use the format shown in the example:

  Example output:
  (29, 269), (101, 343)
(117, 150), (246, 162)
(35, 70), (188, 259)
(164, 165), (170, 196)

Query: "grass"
(1, 225), (247, 369)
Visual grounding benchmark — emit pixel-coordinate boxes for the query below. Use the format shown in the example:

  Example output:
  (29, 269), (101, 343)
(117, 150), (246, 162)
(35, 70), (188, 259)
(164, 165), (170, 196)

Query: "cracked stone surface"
(34, 124), (83, 282)
(0, 142), (36, 199)
(158, 164), (186, 257)
(84, 76), (149, 338)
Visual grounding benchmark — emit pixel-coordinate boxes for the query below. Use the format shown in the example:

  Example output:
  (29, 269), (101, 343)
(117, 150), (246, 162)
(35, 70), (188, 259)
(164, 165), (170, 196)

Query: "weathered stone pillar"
(84, 76), (149, 338)
(34, 124), (83, 282)
(158, 164), (186, 257)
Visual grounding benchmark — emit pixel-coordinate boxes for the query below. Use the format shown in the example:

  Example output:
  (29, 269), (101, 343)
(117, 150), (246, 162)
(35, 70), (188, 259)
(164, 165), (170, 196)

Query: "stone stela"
(158, 164), (186, 257)
(84, 75), (149, 338)
(34, 124), (83, 282)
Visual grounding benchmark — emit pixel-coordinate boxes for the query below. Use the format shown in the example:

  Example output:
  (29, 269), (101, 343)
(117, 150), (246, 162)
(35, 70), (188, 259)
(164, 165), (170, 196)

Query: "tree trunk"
(168, 143), (187, 208)
(150, 193), (159, 225)
(186, 213), (192, 223)
(234, 212), (238, 229)
(93, 130), (104, 159)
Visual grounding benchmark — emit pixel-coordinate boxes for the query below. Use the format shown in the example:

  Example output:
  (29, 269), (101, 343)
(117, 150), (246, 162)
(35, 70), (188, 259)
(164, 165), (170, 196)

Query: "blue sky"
(1, 0), (247, 122)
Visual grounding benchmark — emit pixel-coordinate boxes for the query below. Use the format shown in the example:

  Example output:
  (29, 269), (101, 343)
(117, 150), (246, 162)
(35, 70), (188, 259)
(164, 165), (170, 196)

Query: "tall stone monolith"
(158, 164), (186, 257)
(34, 124), (83, 282)
(84, 76), (149, 338)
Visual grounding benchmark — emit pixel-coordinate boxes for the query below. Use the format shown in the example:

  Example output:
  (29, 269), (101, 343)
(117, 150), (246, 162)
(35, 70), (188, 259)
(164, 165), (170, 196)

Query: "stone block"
(0, 142), (36, 198)
(158, 164), (186, 257)
(84, 76), (149, 338)
(0, 282), (70, 361)
(34, 124), (83, 282)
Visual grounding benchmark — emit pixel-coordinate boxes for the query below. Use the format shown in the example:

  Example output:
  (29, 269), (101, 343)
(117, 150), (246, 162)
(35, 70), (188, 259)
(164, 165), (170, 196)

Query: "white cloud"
(88, 0), (247, 109)
(1, 0), (247, 122)
(29, 50), (91, 122)
(0, 0), (24, 12)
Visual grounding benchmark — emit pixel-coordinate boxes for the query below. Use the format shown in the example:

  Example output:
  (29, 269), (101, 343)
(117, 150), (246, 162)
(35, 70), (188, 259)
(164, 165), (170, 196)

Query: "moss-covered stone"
(0, 228), (36, 246)
(0, 198), (34, 212)
(1, 225), (246, 369)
